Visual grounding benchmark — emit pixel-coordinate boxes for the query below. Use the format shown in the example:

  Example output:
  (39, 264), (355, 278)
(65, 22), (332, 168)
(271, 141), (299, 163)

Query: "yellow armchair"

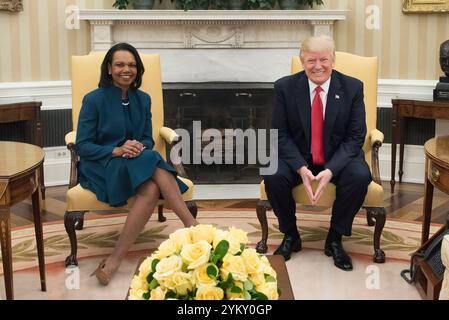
(64, 53), (197, 266)
(256, 52), (387, 263)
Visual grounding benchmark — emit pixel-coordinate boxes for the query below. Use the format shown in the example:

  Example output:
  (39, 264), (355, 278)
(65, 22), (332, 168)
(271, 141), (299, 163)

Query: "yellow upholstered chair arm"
(65, 130), (78, 188)
(159, 126), (189, 179)
(65, 131), (76, 146)
(370, 129), (384, 147)
(369, 128), (384, 185)
(159, 127), (181, 144)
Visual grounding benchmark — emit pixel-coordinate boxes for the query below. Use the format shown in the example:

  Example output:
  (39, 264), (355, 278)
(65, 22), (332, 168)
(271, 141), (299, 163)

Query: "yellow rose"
(128, 288), (146, 300)
(171, 272), (194, 296)
(153, 239), (178, 259)
(138, 256), (155, 278)
(190, 224), (216, 244)
(195, 285), (224, 300)
(130, 275), (148, 292)
(226, 281), (245, 300)
(263, 263), (277, 279)
(212, 228), (242, 255)
(241, 248), (264, 275)
(229, 226), (248, 246)
(212, 228), (229, 249)
(249, 272), (265, 287)
(220, 254), (248, 282)
(149, 286), (167, 300)
(180, 240), (211, 269)
(193, 263), (218, 286)
(169, 228), (192, 252)
(153, 255), (183, 281)
(257, 282), (279, 300)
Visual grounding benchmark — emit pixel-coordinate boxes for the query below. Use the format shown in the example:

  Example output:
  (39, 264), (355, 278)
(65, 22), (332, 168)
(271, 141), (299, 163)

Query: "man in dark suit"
(265, 35), (372, 271)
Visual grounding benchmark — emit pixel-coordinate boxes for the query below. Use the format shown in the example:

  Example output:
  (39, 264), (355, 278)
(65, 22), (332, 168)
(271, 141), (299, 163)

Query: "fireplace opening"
(163, 82), (275, 184)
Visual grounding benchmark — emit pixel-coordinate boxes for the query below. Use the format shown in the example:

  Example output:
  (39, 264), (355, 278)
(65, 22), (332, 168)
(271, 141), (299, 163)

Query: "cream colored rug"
(0, 209), (440, 300)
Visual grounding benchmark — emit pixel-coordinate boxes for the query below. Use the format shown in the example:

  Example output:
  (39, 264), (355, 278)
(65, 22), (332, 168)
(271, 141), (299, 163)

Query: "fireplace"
(163, 82), (274, 183)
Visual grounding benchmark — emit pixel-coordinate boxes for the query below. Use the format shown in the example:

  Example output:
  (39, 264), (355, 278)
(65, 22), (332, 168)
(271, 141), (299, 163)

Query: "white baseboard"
(2, 79), (435, 187)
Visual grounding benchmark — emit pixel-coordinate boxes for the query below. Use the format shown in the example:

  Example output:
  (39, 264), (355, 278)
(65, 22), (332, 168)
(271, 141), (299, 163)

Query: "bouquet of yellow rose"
(128, 224), (280, 300)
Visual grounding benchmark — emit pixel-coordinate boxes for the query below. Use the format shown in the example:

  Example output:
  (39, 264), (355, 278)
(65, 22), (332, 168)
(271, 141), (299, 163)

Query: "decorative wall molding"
(0, 79), (438, 186)
(79, 9), (347, 52)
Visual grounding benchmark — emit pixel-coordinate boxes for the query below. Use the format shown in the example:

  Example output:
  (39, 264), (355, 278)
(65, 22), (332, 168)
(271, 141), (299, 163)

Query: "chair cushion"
(260, 180), (383, 207)
(66, 176), (194, 212)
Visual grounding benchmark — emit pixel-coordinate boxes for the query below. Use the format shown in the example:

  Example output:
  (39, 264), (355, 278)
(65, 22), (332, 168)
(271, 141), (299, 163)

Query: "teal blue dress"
(76, 86), (188, 207)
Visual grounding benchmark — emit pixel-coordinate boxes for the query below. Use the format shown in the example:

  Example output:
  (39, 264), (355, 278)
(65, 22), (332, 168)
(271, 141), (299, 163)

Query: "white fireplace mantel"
(79, 9), (348, 82)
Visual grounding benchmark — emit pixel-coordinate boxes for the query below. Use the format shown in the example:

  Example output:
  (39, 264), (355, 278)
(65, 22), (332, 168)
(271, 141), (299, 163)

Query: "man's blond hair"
(300, 35), (336, 61)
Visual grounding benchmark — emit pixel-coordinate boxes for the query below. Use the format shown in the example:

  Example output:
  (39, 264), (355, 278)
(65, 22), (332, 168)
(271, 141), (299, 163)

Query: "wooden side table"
(0, 141), (46, 300)
(0, 100), (45, 199)
(390, 99), (449, 194)
(422, 135), (449, 245)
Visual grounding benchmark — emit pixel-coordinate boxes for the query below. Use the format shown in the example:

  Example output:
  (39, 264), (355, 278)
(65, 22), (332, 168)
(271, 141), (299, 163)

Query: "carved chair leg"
(365, 207), (386, 263)
(158, 204), (166, 222)
(64, 211), (86, 267)
(256, 200), (271, 254)
(186, 201), (198, 219)
(365, 207), (376, 227)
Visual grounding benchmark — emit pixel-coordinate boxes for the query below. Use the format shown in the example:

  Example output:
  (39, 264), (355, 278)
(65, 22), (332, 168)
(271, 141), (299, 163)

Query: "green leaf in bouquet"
(219, 272), (234, 290)
(265, 275), (276, 283)
(214, 240), (230, 260)
(142, 291), (150, 300)
(254, 291), (269, 300)
(149, 278), (159, 290)
(182, 263), (188, 273)
(240, 243), (246, 251)
(146, 271), (155, 283)
(165, 290), (177, 299)
(277, 288), (282, 297)
(243, 280), (254, 291)
(230, 285), (243, 293)
(211, 253), (219, 265)
(207, 264), (219, 279)
(151, 259), (160, 272)
(244, 291), (252, 300)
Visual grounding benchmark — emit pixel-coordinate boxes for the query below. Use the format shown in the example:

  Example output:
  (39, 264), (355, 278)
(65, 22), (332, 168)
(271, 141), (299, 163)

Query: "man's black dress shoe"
(273, 235), (302, 261)
(324, 241), (353, 271)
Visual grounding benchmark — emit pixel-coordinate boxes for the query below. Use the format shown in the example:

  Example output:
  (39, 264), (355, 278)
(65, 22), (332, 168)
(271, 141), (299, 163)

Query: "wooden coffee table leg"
(0, 207), (14, 300)
(32, 187), (46, 292)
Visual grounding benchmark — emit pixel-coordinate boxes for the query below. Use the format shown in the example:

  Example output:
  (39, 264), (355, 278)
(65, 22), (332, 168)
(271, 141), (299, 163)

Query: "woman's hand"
(113, 140), (145, 158)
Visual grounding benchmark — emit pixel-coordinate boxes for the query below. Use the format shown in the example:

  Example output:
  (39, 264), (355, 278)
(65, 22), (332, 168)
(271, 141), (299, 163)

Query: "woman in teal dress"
(76, 43), (198, 285)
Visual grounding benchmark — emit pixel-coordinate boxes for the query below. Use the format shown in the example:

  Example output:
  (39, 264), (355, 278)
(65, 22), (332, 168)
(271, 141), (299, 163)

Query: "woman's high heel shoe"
(90, 259), (112, 286)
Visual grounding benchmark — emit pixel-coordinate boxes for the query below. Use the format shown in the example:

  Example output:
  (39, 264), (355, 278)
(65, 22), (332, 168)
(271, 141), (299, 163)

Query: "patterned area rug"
(1, 208), (443, 274)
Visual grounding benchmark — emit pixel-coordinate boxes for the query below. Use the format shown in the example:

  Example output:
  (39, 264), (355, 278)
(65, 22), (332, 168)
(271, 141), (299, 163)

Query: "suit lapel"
(324, 71), (342, 154)
(294, 72), (312, 151)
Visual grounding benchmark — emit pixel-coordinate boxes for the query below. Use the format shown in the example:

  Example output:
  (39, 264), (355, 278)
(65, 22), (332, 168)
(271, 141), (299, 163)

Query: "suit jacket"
(272, 70), (367, 177)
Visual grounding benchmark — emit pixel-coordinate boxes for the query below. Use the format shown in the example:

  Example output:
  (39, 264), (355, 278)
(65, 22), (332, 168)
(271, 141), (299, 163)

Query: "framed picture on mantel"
(403, 0), (449, 13)
(0, 0), (23, 12)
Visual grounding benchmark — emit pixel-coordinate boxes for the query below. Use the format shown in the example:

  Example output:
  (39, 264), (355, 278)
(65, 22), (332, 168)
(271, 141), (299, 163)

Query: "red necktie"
(312, 86), (325, 166)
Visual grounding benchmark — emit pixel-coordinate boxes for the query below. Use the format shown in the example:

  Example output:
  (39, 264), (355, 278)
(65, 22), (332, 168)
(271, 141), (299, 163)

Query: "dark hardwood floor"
(9, 181), (449, 228)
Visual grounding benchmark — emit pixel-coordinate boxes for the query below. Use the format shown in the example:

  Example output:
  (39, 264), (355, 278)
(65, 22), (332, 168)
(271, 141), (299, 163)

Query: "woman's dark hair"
(98, 43), (145, 89)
